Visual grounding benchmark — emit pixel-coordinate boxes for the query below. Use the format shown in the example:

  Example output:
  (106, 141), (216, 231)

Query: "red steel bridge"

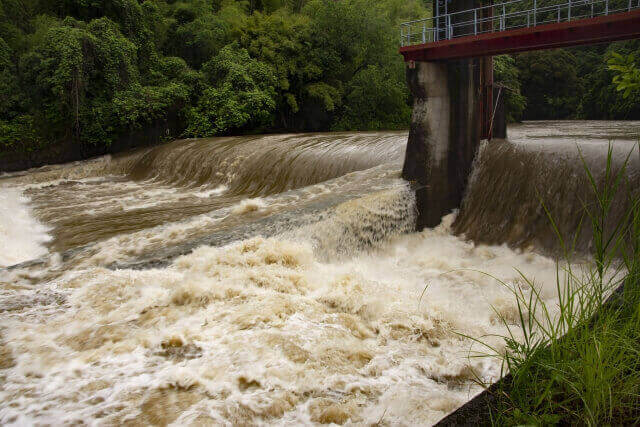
(399, 0), (640, 61)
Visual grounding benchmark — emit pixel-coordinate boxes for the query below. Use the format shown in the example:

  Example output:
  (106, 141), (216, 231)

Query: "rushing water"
(0, 122), (638, 425)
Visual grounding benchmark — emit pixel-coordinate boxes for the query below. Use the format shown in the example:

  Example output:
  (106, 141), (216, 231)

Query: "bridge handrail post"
(568, 0), (571, 21)
(629, 0), (632, 11)
(605, 0), (609, 15)
(474, 9), (478, 35)
(534, 0), (537, 25)
(557, 5), (561, 22)
(435, 0), (440, 41)
(422, 22), (426, 43)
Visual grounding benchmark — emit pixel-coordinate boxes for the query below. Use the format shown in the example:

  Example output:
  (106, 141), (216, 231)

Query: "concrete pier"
(402, 58), (484, 229)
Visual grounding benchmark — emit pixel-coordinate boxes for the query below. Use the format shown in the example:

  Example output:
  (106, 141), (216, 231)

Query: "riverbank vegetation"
(0, 0), (427, 155)
(516, 42), (640, 120)
(479, 149), (640, 425)
(1, 0), (639, 157)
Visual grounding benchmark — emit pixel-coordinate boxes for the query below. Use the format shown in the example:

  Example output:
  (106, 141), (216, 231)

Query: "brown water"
(456, 121), (640, 253)
(3, 132), (406, 254)
(0, 121), (638, 425)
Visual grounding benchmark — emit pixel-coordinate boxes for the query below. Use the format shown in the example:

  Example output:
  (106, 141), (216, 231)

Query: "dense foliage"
(494, 54), (527, 123)
(0, 0), (427, 153)
(0, 0), (638, 156)
(608, 51), (640, 99)
(514, 41), (640, 120)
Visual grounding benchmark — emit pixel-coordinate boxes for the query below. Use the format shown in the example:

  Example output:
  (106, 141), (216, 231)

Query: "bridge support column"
(402, 59), (482, 229)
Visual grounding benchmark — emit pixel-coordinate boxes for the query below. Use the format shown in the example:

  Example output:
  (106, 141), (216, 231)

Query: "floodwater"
(0, 121), (638, 425)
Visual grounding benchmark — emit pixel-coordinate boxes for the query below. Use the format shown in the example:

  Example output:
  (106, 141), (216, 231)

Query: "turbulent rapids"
(0, 122), (639, 425)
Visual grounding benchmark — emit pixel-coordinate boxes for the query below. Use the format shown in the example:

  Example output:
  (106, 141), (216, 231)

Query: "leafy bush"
(608, 52), (640, 99)
(332, 65), (411, 131)
(494, 55), (526, 123)
(184, 45), (277, 136)
(0, 115), (41, 152)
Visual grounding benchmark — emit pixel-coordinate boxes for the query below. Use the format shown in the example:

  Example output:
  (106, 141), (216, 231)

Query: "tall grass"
(481, 145), (640, 425)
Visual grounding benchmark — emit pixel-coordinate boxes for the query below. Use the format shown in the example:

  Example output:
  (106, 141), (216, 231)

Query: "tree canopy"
(514, 41), (640, 120)
(0, 0), (429, 154)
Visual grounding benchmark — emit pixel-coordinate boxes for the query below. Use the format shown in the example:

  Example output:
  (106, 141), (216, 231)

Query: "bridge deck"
(400, 0), (640, 61)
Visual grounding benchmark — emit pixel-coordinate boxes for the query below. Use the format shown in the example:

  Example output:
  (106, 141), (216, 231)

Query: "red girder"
(400, 10), (640, 61)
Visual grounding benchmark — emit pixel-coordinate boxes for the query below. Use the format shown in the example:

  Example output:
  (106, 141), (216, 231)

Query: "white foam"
(231, 197), (269, 214)
(192, 185), (228, 198)
(0, 187), (51, 267)
(0, 213), (587, 425)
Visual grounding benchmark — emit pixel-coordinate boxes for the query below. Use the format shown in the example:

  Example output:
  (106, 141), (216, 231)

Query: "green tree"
(19, 17), (138, 144)
(0, 37), (20, 119)
(494, 55), (526, 122)
(14, 15), (189, 148)
(516, 49), (580, 119)
(185, 45), (277, 136)
(162, 0), (231, 69)
(300, 0), (410, 130)
(577, 42), (640, 120)
(332, 64), (410, 130)
(237, 10), (318, 129)
(608, 52), (640, 99)
(0, 35), (41, 152)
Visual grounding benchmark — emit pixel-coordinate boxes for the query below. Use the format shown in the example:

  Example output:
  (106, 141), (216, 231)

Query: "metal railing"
(400, 0), (640, 46)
